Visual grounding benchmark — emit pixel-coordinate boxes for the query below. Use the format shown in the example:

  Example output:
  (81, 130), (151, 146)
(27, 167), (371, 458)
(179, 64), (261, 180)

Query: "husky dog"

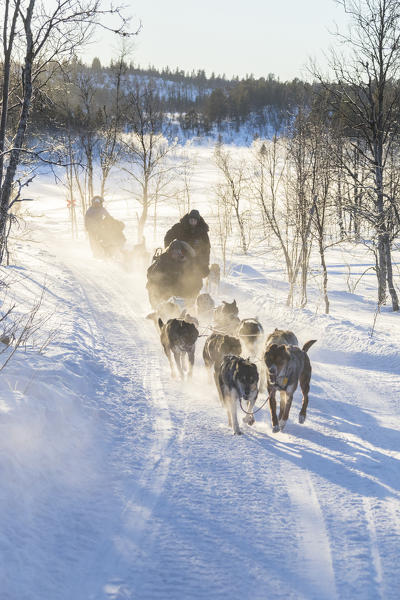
(264, 338), (316, 432)
(203, 333), (242, 373)
(207, 263), (220, 294)
(158, 318), (199, 379)
(215, 355), (259, 435)
(146, 299), (181, 330)
(238, 318), (264, 358)
(196, 293), (215, 323)
(265, 328), (299, 349)
(213, 300), (240, 335)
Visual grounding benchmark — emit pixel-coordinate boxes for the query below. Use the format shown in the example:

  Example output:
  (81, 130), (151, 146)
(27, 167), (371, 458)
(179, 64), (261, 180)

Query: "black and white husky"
(158, 318), (199, 379)
(215, 355), (259, 435)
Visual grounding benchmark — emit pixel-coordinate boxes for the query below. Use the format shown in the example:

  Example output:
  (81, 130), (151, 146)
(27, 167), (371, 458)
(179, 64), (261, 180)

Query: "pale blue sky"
(84, 0), (350, 80)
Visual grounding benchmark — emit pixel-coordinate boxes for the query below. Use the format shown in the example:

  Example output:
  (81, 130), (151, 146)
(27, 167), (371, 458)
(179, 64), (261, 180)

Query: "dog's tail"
(158, 318), (164, 330)
(302, 339), (317, 353)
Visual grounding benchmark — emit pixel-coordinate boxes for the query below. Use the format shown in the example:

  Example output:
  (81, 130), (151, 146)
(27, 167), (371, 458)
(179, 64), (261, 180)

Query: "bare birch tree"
(313, 0), (400, 310)
(121, 81), (178, 242)
(0, 0), (132, 262)
(214, 144), (249, 254)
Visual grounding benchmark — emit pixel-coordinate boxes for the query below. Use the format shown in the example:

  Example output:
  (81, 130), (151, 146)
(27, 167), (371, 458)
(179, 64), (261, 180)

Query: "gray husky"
(158, 318), (199, 379)
(215, 355), (259, 435)
(264, 336), (316, 432)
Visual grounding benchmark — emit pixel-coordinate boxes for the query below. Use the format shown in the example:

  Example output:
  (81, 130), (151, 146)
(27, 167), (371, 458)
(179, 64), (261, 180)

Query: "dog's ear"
(158, 318), (164, 330)
(264, 343), (277, 364)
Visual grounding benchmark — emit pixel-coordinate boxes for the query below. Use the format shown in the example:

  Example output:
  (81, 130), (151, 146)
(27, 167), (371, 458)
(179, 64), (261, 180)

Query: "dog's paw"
(272, 424), (280, 433)
(298, 413), (306, 424)
(279, 419), (287, 431)
(243, 415), (255, 426)
(233, 429), (243, 436)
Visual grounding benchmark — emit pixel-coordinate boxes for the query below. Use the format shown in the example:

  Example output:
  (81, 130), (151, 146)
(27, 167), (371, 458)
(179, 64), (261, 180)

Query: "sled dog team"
(86, 200), (317, 434)
(149, 294), (316, 436)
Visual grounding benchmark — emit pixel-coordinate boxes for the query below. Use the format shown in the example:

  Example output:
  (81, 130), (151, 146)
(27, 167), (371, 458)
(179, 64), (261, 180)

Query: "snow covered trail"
(1, 225), (400, 600)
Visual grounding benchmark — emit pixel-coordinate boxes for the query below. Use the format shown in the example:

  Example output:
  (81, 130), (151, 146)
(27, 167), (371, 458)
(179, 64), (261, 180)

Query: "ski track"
(3, 229), (400, 600)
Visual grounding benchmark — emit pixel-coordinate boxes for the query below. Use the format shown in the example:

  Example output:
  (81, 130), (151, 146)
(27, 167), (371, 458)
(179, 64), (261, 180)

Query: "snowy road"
(1, 224), (400, 600)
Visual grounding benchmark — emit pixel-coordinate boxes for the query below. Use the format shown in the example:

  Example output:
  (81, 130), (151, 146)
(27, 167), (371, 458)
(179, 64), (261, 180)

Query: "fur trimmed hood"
(180, 212), (209, 233)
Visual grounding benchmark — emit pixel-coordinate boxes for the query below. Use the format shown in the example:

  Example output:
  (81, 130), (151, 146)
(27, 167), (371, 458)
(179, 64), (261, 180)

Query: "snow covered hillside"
(1, 155), (400, 600)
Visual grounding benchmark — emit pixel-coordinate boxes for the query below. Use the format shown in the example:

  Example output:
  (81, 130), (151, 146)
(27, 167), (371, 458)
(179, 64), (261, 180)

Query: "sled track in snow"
(57, 251), (183, 595)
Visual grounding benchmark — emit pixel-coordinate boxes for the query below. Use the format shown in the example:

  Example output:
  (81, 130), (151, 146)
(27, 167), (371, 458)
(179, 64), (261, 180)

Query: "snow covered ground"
(1, 149), (400, 600)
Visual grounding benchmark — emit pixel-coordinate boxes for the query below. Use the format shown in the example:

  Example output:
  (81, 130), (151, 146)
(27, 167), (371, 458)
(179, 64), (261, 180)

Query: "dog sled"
(146, 240), (204, 309)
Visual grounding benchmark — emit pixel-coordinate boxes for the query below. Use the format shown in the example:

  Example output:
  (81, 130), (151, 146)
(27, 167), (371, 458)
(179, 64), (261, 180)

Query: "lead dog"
(264, 335), (316, 432)
(215, 355), (259, 435)
(158, 318), (199, 379)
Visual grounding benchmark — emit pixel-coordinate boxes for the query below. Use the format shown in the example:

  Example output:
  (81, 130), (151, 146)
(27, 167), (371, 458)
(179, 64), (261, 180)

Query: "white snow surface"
(1, 152), (400, 599)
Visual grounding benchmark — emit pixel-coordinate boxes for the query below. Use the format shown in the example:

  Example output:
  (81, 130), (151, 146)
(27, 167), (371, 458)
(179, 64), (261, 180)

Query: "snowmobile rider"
(164, 209), (210, 277)
(146, 239), (202, 308)
(84, 195), (126, 258)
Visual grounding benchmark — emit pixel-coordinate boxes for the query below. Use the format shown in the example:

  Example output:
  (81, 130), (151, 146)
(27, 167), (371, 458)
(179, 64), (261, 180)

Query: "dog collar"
(274, 374), (289, 391)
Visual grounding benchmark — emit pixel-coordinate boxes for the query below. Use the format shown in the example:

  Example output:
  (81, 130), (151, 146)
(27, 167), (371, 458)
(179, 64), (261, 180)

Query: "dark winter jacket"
(164, 214), (210, 277)
(85, 205), (125, 254)
(84, 204), (110, 235)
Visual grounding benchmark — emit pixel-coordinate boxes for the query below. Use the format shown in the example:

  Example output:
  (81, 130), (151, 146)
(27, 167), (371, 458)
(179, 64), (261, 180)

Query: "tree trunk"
(384, 233), (399, 311)
(318, 239), (329, 314)
(153, 195), (158, 242)
(234, 206), (247, 254)
(0, 0), (21, 188)
(87, 142), (94, 200)
(0, 1), (34, 261)
(138, 181), (148, 242)
(375, 162), (387, 304)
